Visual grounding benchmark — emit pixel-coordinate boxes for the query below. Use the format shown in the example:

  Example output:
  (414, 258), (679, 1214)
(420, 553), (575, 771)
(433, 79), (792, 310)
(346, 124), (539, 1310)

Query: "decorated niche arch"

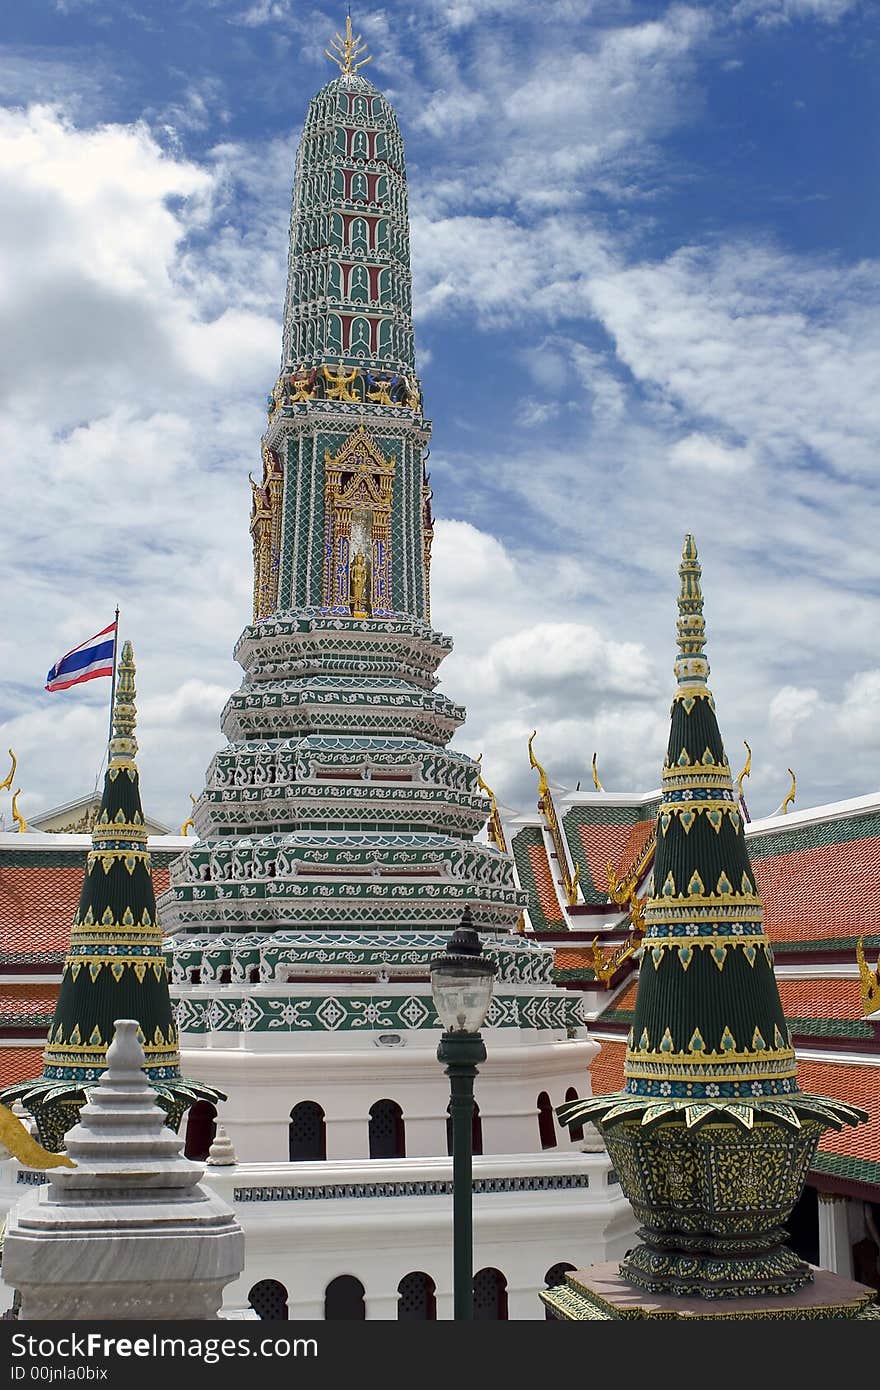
(322, 426), (394, 615)
(250, 443), (284, 621)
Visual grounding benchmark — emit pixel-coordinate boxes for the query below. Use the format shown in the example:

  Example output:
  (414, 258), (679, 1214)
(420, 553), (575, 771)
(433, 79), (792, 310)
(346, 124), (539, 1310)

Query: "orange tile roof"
(0, 983), (58, 1020)
(576, 823), (635, 898)
(0, 1046), (44, 1086)
(527, 843), (565, 925)
(613, 820), (655, 885)
(777, 978), (865, 1020)
(589, 1039), (627, 1095)
(797, 1057), (880, 1178)
(753, 837), (880, 943)
(609, 979), (639, 1013)
(0, 866), (87, 955)
(0, 865), (170, 959)
(554, 947), (594, 972)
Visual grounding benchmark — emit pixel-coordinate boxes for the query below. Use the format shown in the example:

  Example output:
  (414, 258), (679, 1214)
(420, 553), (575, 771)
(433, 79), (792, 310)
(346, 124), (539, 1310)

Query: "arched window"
(350, 265), (369, 304)
(324, 1275), (366, 1321)
(184, 1100), (216, 1160)
(289, 1101), (326, 1161)
(369, 1099), (405, 1158)
(543, 1262), (576, 1319)
(350, 317), (371, 356)
(248, 1278), (288, 1321)
(446, 1100), (482, 1157)
(537, 1091), (557, 1150)
(397, 1272), (437, 1321)
(472, 1267), (508, 1320)
(565, 1087), (584, 1142)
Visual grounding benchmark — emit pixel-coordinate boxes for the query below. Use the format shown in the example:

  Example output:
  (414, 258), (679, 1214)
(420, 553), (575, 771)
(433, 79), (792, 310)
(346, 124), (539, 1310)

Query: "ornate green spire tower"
(557, 537), (866, 1300)
(250, 16), (429, 624)
(159, 24), (542, 1070)
(161, 26), (526, 960)
(1, 643), (221, 1149)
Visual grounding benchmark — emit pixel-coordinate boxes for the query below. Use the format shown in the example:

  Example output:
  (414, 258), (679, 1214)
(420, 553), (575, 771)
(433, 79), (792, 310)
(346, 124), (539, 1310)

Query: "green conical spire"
(1, 643), (221, 1150)
(626, 536), (798, 1108)
(555, 537), (866, 1299)
(562, 538), (865, 1131)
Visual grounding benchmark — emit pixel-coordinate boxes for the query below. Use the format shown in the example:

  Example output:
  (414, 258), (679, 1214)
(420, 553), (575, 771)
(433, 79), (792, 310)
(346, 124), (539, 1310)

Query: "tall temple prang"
(141, 23), (634, 1319)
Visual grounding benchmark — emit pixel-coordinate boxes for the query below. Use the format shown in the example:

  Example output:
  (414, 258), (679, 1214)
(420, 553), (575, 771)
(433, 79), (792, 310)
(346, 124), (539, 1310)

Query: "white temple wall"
(180, 1034), (599, 1163)
(205, 1150), (636, 1321)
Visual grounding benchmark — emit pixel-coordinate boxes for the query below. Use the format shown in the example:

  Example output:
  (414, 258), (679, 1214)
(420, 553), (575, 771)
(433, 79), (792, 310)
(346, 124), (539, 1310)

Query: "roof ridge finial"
(674, 533), (709, 695)
(109, 640), (137, 767)
(325, 14), (372, 77)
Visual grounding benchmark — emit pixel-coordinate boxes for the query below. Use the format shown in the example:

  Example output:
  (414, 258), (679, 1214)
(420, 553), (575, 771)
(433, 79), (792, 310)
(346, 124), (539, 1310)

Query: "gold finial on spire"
(181, 793), (197, 838)
(781, 767), (796, 814)
(591, 751), (604, 792)
(11, 788), (26, 833)
(325, 15), (372, 76)
(0, 748), (16, 793)
(109, 641), (138, 768)
(674, 533), (709, 694)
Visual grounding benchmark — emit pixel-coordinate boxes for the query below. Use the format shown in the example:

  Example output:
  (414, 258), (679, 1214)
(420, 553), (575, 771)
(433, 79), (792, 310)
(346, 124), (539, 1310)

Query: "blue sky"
(0, 0), (878, 828)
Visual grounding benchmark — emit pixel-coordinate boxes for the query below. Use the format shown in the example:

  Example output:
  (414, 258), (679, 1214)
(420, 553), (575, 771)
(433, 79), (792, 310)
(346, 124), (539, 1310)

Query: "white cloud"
(769, 685), (822, 746)
(669, 432), (755, 472)
(731, 0), (859, 25)
(836, 670), (880, 750)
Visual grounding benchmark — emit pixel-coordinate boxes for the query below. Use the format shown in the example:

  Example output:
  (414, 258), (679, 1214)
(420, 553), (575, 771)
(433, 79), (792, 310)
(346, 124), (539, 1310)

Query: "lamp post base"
(437, 1031), (486, 1321)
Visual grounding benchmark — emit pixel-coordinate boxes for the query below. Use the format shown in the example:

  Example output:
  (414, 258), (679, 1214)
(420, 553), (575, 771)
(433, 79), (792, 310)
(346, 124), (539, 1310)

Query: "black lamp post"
(430, 905), (497, 1321)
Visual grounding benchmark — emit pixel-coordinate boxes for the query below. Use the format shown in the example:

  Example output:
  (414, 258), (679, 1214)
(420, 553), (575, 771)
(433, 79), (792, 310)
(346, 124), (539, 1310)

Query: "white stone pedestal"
(2, 1020), (244, 1320)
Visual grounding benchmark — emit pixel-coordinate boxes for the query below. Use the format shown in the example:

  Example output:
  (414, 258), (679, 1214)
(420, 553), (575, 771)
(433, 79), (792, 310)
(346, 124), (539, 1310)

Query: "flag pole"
(107, 607), (120, 750)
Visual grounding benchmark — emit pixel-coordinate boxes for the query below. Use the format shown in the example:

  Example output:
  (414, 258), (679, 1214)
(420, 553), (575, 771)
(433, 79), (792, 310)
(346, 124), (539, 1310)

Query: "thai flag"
(45, 621), (117, 692)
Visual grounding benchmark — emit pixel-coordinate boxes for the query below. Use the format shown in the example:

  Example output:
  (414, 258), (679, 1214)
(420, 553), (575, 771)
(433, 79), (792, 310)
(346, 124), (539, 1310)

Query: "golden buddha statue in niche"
(349, 549), (372, 618)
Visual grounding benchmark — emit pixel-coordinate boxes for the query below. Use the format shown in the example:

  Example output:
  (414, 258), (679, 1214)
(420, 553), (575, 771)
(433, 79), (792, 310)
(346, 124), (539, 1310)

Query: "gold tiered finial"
(674, 533), (709, 695)
(326, 15), (372, 76)
(109, 641), (137, 769)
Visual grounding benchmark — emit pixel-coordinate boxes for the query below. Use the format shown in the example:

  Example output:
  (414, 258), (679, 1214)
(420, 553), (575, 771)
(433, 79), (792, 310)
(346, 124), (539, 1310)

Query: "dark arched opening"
(564, 1087), (584, 1142)
(397, 1271), (437, 1321)
(324, 1275), (366, 1321)
(184, 1100), (217, 1160)
(537, 1091), (557, 1150)
(369, 1099), (405, 1158)
(248, 1279), (288, 1321)
(787, 1185), (820, 1265)
(473, 1267), (508, 1320)
(289, 1101), (327, 1161)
